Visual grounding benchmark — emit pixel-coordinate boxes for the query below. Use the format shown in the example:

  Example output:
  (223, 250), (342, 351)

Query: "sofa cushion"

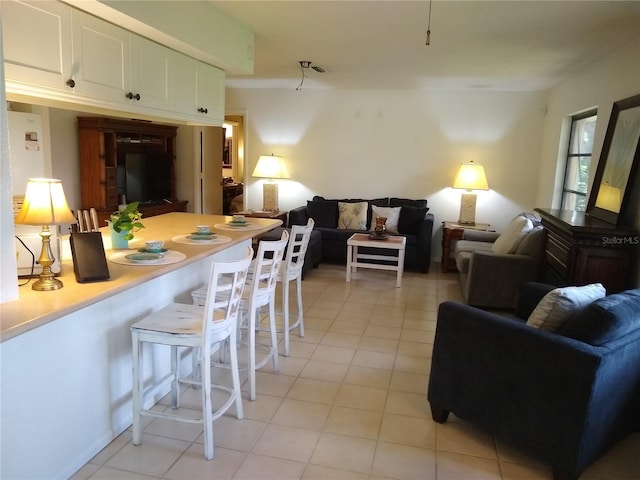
(526, 283), (606, 332)
(491, 216), (533, 254)
(371, 205), (401, 234)
(398, 206), (429, 235)
(390, 197), (427, 209)
(454, 240), (494, 273)
(559, 289), (640, 346)
(306, 198), (338, 228)
(338, 201), (368, 230)
(515, 226), (544, 258)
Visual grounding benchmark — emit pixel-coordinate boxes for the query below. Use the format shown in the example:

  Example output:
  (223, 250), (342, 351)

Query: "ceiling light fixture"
(296, 60), (325, 91)
(425, 0), (432, 45)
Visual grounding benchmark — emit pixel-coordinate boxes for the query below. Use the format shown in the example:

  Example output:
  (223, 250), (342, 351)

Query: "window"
(560, 110), (597, 211)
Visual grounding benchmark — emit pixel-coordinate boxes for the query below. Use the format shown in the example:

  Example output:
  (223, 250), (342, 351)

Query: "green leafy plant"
(108, 202), (144, 240)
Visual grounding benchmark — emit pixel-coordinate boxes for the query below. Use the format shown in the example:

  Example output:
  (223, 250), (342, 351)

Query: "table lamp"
(453, 161), (489, 225)
(14, 178), (77, 291)
(252, 154), (290, 211)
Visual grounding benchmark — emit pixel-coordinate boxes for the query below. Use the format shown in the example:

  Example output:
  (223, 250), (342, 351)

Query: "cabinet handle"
(126, 92), (141, 101)
(198, 107), (208, 114)
(66, 79), (76, 88)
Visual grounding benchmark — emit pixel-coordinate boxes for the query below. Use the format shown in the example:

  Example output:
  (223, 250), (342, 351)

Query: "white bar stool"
(192, 230), (289, 400)
(131, 249), (252, 460)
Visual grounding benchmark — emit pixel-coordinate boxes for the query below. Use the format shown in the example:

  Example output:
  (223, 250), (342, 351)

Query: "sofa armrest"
(288, 206), (308, 227)
(462, 230), (500, 242)
(428, 301), (601, 472)
(463, 250), (540, 308)
(415, 213), (435, 272)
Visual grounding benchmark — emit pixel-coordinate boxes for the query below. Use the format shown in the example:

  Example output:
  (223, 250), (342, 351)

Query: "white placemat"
(213, 222), (265, 232)
(171, 234), (232, 245)
(109, 250), (187, 266)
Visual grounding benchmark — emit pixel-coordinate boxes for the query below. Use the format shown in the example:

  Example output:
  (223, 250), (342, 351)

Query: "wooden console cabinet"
(535, 208), (638, 293)
(78, 117), (187, 225)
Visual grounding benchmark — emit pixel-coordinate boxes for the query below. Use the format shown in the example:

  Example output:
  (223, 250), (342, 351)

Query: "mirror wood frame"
(587, 93), (640, 225)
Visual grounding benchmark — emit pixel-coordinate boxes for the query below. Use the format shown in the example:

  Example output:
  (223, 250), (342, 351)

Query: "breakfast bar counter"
(0, 212), (280, 479)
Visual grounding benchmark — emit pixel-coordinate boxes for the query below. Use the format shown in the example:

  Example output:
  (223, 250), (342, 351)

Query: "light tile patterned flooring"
(71, 263), (639, 480)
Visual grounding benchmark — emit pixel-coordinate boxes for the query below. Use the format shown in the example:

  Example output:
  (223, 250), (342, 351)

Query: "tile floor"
(71, 263), (639, 480)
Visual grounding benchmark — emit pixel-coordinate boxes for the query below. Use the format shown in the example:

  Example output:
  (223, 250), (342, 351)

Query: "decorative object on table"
(374, 216), (387, 234)
(452, 161), (489, 225)
(369, 216), (389, 240)
(252, 154), (290, 211)
(196, 225), (211, 234)
(586, 93), (640, 226)
(107, 201), (144, 249)
(14, 178), (77, 291)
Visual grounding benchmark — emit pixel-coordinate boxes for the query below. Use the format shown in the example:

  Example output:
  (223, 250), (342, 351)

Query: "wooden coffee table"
(346, 233), (407, 288)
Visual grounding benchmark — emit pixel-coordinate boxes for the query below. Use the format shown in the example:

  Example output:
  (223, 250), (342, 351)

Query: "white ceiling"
(210, 0), (640, 91)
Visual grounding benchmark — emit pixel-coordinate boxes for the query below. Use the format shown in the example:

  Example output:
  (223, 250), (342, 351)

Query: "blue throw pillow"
(306, 199), (338, 228)
(398, 206), (429, 235)
(559, 289), (640, 346)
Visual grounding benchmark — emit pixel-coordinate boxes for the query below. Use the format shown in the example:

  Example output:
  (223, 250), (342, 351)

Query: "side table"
(239, 210), (288, 226)
(441, 221), (491, 273)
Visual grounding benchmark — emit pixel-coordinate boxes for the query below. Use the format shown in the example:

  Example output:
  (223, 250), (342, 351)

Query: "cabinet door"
(171, 53), (199, 117)
(196, 63), (225, 124)
(71, 9), (130, 103)
(1, 0), (73, 92)
(129, 35), (171, 110)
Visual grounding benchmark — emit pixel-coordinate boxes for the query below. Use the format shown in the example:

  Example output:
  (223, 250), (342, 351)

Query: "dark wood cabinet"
(535, 208), (638, 293)
(78, 117), (187, 225)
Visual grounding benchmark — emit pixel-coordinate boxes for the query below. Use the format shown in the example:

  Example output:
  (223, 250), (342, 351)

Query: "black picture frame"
(587, 93), (640, 225)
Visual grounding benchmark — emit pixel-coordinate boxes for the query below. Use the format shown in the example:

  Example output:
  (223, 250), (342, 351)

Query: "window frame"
(560, 109), (598, 212)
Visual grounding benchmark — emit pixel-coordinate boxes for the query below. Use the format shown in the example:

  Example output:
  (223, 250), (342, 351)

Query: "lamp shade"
(453, 162), (489, 191)
(252, 154), (290, 179)
(15, 178), (76, 226)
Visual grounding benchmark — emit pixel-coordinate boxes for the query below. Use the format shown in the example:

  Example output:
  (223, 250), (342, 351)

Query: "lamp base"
(458, 193), (477, 225)
(262, 182), (278, 212)
(32, 275), (63, 291)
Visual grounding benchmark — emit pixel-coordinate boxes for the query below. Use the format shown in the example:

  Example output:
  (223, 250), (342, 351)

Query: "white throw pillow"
(526, 283), (606, 332)
(371, 205), (401, 234)
(338, 201), (368, 230)
(491, 216), (534, 254)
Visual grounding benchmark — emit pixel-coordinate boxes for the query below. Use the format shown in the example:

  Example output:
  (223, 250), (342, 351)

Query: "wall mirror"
(587, 93), (640, 225)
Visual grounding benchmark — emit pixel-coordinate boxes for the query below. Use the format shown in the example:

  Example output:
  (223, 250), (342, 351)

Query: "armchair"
(455, 214), (544, 309)
(428, 284), (640, 480)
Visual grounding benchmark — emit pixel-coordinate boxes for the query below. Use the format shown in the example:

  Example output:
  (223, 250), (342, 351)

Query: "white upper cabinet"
(171, 54), (225, 124)
(1, 1), (74, 92)
(2, 0), (224, 125)
(71, 8), (130, 103)
(196, 62), (225, 125)
(129, 35), (171, 111)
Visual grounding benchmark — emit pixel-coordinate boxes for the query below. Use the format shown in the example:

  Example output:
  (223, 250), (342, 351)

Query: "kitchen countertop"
(0, 212), (281, 342)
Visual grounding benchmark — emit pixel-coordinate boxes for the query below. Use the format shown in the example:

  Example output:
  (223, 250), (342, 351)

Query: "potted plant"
(108, 202), (144, 249)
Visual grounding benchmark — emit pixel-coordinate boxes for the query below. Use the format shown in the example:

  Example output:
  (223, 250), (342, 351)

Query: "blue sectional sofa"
(288, 196), (434, 272)
(428, 282), (640, 480)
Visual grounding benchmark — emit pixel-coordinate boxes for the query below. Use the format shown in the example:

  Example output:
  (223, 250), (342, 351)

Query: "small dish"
(190, 231), (215, 236)
(187, 234), (216, 241)
(227, 221), (249, 227)
(138, 247), (168, 254)
(125, 252), (163, 263)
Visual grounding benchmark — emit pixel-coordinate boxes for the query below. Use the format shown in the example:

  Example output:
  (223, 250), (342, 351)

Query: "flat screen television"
(120, 152), (173, 204)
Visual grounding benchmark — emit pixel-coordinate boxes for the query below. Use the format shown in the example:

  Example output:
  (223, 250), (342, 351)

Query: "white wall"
(226, 87), (547, 257)
(537, 39), (640, 210)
